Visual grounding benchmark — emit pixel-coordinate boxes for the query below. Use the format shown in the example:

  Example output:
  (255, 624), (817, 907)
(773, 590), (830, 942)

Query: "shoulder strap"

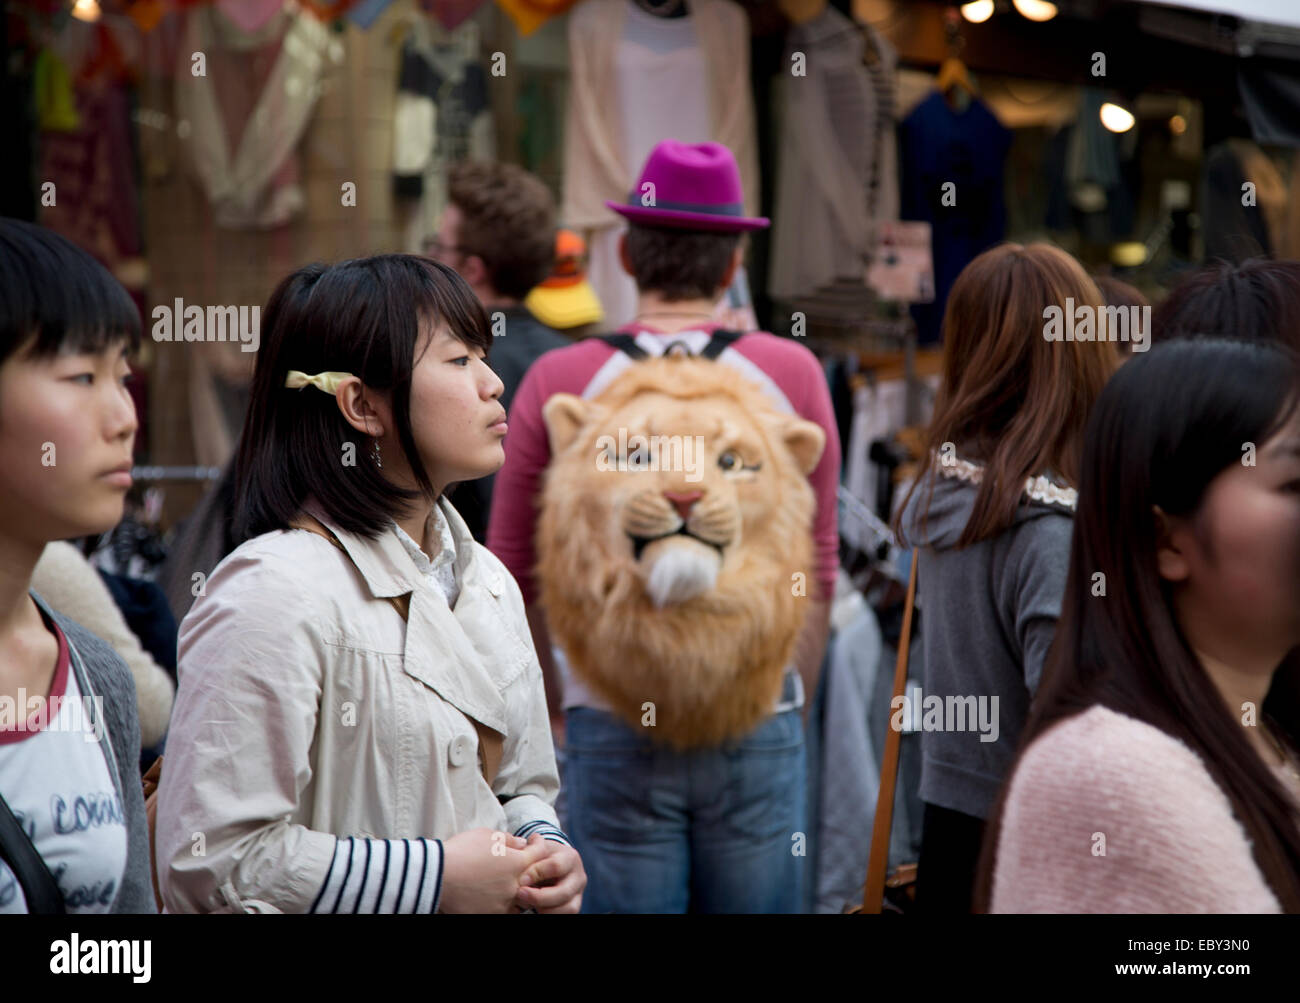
(597, 333), (649, 360)
(0, 790), (65, 914)
(861, 553), (918, 914)
(599, 329), (744, 361)
(700, 328), (743, 359)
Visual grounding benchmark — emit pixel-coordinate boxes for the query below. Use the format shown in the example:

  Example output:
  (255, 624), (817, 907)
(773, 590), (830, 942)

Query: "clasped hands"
(439, 827), (586, 914)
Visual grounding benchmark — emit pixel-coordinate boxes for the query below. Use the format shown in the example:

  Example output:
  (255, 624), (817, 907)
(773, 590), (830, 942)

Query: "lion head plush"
(537, 355), (826, 749)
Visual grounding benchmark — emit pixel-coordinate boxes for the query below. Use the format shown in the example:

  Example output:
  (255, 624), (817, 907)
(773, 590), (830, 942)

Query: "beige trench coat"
(155, 497), (564, 913)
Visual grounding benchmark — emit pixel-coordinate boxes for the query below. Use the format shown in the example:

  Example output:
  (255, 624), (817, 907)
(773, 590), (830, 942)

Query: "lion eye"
(718, 450), (743, 471)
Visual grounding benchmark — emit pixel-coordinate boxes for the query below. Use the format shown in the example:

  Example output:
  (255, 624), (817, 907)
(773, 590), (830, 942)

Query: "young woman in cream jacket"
(155, 256), (585, 914)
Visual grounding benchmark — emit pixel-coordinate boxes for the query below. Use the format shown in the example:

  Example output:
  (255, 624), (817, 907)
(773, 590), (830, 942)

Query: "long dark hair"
(234, 254), (489, 542)
(975, 337), (1300, 912)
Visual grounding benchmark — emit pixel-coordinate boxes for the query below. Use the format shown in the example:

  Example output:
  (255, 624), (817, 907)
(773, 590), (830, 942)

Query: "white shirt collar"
(390, 505), (459, 604)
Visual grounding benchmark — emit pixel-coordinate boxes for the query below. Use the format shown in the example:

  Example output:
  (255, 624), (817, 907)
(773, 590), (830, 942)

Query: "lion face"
(536, 357), (825, 748)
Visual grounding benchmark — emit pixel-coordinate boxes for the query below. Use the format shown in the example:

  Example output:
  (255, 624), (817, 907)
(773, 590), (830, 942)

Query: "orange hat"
(525, 229), (604, 330)
(494, 0), (579, 37)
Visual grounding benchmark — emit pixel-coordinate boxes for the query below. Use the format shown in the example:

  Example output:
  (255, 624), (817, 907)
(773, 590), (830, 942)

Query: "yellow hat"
(525, 229), (604, 330)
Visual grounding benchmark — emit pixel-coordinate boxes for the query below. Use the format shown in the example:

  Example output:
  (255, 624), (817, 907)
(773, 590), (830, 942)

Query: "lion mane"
(537, 356), (826, 749)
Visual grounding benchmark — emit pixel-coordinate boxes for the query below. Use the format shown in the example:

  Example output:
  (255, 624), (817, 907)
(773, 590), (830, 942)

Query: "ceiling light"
(961, 1), (995, 23)
(1100, 102), (1136, 133)
(1013, 0), (1058, 22)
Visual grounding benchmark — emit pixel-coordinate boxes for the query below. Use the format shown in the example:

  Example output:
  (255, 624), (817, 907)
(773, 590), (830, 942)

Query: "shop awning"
(1138, 0), (1300, 30)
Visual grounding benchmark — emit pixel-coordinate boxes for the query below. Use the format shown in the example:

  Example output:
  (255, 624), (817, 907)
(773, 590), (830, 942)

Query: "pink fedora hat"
(606, 140), (769, 232)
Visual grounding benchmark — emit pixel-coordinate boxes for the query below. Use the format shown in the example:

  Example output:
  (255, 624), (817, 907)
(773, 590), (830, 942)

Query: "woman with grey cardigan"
(32, 541), (175, 750)
(0, 219), (155, 914)
(894, 244), (1119, 914)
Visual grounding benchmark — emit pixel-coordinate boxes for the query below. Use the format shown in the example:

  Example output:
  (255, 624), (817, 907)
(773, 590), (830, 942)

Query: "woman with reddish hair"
(895, 242), (1119, 913)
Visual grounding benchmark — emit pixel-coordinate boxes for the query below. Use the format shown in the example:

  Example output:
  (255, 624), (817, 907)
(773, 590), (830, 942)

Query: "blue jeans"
(563, 705), (807, 913)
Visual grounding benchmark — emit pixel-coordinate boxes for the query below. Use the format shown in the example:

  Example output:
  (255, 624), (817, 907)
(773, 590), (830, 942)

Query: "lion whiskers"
(687, 494), (738, 546)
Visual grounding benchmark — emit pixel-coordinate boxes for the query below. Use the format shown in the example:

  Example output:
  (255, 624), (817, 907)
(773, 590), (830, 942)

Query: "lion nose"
(663, 490), (703, 520)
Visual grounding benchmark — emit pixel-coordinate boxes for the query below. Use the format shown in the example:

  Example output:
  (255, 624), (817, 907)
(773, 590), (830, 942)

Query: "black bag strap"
(597, 333), (649, 360)
(700, 329), (743, 359)
(0, 789), (64, 914)
(598, 329), (744, 362)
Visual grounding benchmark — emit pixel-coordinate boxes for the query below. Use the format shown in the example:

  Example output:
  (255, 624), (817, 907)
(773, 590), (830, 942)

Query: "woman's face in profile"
(1164, 409), (1300, 659)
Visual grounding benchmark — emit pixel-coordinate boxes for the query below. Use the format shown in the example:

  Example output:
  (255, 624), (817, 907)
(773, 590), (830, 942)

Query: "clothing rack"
(837, 483), (896, 552)
(779, 290), (926, 425)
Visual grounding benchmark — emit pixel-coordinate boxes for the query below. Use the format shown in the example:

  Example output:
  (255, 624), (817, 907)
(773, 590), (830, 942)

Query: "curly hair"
(447, 161), (556, 301)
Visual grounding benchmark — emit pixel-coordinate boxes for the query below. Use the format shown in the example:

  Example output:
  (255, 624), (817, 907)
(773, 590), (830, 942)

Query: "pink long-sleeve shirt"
(485, 321), (841, 608)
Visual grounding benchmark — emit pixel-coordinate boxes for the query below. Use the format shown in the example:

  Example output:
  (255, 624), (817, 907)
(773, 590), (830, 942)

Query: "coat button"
(449, 734), (472, 768)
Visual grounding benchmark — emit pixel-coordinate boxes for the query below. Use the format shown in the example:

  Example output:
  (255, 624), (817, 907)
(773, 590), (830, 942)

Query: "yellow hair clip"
(285, 370), (355, 395)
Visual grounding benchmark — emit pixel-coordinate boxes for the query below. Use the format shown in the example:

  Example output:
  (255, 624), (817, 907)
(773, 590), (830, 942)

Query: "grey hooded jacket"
(24, 592), (156, 913)
(899, 465), (1074, 821)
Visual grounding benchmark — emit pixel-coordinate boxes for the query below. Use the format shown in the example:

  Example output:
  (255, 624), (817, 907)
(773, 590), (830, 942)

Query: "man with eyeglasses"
(424, 161), (570, 542)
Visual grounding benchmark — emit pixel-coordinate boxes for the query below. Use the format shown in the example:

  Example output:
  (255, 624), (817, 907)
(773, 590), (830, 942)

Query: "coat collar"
(301, 495), (502, 604)
(299, 496), (511, 737)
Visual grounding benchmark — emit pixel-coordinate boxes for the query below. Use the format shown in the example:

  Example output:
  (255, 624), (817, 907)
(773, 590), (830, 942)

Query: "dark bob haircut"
(234, 254), (490, 543)
(0, 217), (141, 365)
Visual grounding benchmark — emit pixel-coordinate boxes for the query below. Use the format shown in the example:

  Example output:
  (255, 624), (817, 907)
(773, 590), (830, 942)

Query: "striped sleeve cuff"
(514, 819), (572, 846)
(309, 837), (444, 914)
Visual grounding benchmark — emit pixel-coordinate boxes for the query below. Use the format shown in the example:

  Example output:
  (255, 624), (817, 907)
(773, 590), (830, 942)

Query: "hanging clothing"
(900, 91), (1010, 345)
(33, 48), (80, 132)
(842, 371), (939, 530)
(1042, 89), (1136, 246)
(175, 5), (333, 229)
(39, 81), (142, 276)
(1200, 140), (1289, 264)
(390, 16), (494, 242)
(392, 28), (490, 197)
(1238, 62), (1300, 151)
(563, 0), (760, 327)
(768, 8), (898, 301)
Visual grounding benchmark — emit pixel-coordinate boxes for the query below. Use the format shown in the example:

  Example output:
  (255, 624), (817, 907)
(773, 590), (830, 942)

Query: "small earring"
(372, 437), (383, 469)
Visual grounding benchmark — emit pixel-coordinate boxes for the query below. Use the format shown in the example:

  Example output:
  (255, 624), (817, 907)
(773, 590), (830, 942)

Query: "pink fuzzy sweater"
(991, 704), (1292, 913)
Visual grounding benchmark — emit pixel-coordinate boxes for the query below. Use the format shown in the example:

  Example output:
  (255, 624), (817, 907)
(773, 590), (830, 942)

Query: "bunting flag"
(347, 0), (397, 29)
(298, 0), (361, 21)
(215, 0), (285, 33)
(493, 0), (579, 37)
(125, 0), (168, 33)
(421, 0), (488, 32)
